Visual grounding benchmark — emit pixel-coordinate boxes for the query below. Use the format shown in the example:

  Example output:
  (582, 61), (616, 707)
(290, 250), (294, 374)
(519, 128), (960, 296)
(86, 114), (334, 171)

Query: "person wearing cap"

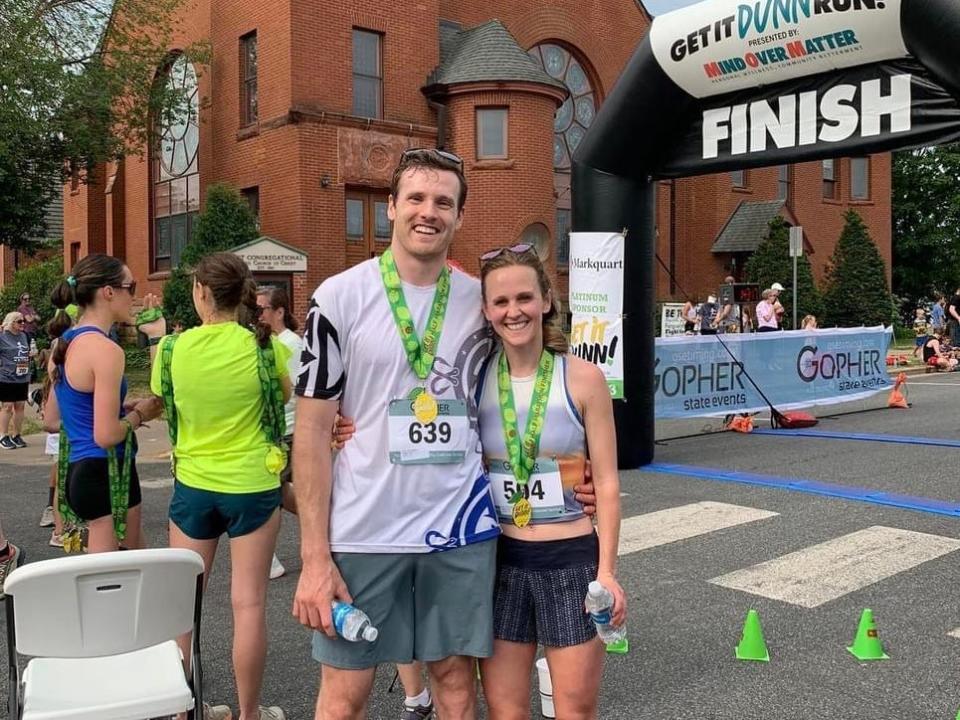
(770, 283), (786, 329)
(756, 289), (779, 333)
(697, 295), (720, 335)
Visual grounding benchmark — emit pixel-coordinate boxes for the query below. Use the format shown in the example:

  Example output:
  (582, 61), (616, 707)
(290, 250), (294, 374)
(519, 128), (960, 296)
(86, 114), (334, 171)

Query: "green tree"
(892, 144), (960, 307)
(821, 210), (896, 328)
(0, 0), (208, 251)
(0, 254), (65, 345)
(162, 183), (260, 328)
(744, 217), (823, 329)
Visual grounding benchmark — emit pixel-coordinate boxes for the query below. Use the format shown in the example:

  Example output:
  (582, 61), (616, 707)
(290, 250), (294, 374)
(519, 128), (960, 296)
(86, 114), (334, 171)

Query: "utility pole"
(789, 226), (803, 330)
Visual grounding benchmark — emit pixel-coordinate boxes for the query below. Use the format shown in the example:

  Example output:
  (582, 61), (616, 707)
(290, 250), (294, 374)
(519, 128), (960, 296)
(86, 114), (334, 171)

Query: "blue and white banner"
(655, 326), (893, 418)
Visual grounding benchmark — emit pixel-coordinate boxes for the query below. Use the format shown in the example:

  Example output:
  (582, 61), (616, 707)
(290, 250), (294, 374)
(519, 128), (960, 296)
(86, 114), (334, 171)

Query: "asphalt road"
(5, 372), (960, 719)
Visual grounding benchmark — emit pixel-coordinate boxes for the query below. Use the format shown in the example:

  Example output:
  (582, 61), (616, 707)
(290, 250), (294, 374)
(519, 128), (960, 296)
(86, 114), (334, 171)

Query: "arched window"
(152, 55), (200, 271)
(527, 43), (598, 267)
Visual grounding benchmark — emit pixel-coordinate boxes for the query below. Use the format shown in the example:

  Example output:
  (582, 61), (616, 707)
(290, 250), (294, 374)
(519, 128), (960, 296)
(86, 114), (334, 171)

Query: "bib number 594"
(408, 421), (452, 444)
(502, 479), (545, 501)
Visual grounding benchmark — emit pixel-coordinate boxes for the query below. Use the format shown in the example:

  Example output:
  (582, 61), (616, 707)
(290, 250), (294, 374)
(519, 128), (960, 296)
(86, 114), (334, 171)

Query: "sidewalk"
(2, 416), (172, 468)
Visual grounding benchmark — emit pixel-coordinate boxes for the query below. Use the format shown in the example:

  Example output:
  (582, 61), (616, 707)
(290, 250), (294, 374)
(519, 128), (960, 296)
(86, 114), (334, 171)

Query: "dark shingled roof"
(427, 19), (565, 91)
(711, 200), (786, 254)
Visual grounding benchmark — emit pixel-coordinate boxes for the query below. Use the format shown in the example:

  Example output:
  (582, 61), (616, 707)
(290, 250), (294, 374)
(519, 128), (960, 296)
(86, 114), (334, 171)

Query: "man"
(698, 295), (720, 335)
(292, 149), (593, 720)
(931, 294), (946, 336)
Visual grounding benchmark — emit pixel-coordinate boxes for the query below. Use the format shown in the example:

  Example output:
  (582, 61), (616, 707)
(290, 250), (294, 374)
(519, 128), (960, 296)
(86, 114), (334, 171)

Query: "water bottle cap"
(362, 626), (379, 642)
(588, 581), (603, 595)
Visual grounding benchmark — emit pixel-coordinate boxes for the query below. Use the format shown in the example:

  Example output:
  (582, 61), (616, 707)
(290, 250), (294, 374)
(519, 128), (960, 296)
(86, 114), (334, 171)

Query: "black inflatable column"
(572, 161), (655, 468)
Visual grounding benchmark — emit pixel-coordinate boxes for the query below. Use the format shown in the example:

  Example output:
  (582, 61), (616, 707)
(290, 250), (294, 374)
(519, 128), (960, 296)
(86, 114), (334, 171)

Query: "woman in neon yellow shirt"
(145, 252), (292, 720)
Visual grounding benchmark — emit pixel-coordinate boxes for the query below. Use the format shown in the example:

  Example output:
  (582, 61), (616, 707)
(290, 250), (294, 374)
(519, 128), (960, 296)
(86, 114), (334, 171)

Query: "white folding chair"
(5, 548), (205, 720)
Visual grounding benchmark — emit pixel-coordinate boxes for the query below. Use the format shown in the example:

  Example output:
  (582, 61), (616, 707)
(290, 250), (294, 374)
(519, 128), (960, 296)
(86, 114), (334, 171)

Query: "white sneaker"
(259, 706), (286, 720)
(39, 506), (55, 528)
(269, 554), (285, 580)
(203, 702), (233, 720)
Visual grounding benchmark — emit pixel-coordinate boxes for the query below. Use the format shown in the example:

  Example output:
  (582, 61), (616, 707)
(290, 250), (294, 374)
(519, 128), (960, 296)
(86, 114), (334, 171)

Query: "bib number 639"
(408, 421), (452, 444)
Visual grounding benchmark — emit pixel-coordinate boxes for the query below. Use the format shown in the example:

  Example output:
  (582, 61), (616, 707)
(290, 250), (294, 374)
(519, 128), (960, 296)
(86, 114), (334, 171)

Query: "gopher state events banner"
(655, 326), (892, 418)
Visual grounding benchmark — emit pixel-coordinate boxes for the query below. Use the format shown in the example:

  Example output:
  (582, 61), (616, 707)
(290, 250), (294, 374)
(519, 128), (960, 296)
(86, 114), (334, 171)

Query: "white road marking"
(710, 526), (960, 608)
(947, 627), (960, 640)
(618, 501), (778, 556)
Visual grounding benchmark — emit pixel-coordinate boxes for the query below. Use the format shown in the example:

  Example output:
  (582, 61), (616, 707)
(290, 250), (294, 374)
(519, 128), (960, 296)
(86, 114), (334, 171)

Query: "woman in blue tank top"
(477, 245), (625, 719)
(44, 254), (163, 553)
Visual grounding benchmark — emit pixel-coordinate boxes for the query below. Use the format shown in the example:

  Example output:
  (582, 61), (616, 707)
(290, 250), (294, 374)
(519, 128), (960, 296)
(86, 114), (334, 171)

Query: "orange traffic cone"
(888, 372), (909, 409)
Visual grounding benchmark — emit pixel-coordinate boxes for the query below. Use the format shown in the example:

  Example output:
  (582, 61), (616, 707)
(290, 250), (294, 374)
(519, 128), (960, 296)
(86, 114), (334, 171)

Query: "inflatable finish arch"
(572, 0), (960, 468)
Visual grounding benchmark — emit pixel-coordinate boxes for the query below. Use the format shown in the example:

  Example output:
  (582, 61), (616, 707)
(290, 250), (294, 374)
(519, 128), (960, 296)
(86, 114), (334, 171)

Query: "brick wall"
(61, 0), (892, 323)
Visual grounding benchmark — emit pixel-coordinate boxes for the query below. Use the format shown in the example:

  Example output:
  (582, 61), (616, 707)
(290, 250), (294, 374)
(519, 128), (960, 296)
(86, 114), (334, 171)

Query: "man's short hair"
(390, 148), (467, 211)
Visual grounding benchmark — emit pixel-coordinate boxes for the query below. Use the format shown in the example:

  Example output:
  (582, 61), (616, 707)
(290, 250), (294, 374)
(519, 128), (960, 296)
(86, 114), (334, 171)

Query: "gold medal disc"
(512, 497), (532, 528)
(413, 391), (439, 424)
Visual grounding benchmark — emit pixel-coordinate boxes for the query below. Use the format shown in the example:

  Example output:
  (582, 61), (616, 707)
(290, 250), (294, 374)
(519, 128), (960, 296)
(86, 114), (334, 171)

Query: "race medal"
(497, 350), (555, 526)
(513, 497), (532, 528)
(413, 390), (439, 424)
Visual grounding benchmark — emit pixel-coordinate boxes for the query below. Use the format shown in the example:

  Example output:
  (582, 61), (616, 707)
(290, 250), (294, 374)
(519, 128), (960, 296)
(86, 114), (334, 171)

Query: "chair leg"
(6, 595), (21, 720)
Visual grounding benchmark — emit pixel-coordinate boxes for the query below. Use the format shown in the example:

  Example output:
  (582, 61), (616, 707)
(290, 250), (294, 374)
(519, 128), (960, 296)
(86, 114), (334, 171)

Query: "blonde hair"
(480, 248), (568, 354)
(801, 314), (817, 330)
(2, 312), (24, 333)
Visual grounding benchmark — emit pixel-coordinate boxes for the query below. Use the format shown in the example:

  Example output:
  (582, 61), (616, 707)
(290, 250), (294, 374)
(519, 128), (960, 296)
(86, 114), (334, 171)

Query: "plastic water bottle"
(331, 601), (379, 642)
(585, 581), (626, 644)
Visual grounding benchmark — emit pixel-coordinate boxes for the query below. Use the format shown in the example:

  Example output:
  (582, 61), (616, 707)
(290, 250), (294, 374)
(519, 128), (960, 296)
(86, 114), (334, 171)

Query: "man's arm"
(950, 304), (960, 323)
(292, 396), (352, 636)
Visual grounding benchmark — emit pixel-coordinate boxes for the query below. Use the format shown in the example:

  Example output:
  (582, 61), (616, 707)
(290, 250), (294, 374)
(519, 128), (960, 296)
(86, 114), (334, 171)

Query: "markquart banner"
(655, 326), (892, 418)
(568, 232), (625, 399)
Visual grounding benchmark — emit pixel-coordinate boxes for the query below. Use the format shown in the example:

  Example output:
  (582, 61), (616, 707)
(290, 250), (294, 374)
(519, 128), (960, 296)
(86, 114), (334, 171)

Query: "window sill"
(148, 270), (172, 281)
(732, 186), (752, 194)
(849, 198), (874, 206)
(237, 123), (260, 141)
(822, 197), (842, 206)
(472, 159), (515, 170)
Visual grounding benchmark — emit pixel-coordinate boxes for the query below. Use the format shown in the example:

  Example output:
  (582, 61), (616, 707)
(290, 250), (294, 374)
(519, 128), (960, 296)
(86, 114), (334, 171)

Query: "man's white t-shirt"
(296, 258), (499, 553)
(277, 328), (301, 433)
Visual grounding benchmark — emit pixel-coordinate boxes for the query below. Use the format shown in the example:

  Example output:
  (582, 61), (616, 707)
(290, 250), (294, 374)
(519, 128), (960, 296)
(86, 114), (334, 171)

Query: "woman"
(756, 289), (779, 333)
(39, 308), (76, 546)
(476, 245), (625, 719)
(255, 285), (301, 581)
(923, 333), (958, 372)
(0, 312), (31, 449)
(16, 292), (40, 340)
(800, 314), (818, 331)
(44, 255), (162, 553)
(682, 298), (698, 334)
(143, 252), (291, 720)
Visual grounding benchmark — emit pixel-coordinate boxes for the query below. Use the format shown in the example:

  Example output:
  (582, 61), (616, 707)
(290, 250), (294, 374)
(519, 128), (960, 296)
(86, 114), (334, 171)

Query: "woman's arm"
(570, 355), (627, 627)
(43, 387), (60, 433)
(92, 342), (136, 448)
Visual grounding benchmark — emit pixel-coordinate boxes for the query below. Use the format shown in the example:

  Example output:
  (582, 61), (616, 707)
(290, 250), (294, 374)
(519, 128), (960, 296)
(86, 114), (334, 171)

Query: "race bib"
(15, 362), (28, 377)
(388, 397), (469, 464)
(488, 458), (565, 522)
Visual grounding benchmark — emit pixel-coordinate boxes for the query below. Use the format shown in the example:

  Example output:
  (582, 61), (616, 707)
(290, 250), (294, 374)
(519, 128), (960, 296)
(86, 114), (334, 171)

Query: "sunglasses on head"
(479, 243), (536, 265)
(402, 147), (464, 169)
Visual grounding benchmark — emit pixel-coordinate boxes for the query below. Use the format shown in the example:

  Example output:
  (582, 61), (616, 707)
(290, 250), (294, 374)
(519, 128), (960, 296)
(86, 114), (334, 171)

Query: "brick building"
(60, 0), (891, 316)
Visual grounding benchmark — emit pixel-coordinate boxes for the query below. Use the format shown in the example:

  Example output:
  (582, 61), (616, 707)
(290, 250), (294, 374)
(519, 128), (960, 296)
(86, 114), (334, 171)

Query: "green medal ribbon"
(57, 424), (133, 552)
(379, 249), (450, 381)
(497, 349), (555, 503)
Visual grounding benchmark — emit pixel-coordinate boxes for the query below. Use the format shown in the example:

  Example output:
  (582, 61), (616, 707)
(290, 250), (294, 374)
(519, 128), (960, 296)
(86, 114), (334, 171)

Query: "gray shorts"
(312, 539), (497, 669)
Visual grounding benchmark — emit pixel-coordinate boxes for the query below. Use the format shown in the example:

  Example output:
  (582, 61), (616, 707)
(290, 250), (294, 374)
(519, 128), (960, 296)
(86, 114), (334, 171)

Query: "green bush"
(0, 254), (65, 346)
(162, 183), (260, 328)
(822, 210), (896, 328)
(744, 217), (823, 329)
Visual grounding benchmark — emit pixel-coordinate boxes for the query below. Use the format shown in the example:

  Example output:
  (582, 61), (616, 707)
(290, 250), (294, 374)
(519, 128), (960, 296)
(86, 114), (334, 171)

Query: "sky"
(640, 0), (704, 16)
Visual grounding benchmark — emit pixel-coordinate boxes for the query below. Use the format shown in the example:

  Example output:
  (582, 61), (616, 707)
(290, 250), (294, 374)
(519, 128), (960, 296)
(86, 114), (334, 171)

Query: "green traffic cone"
(606, 636), (629, 654)
(847, 608), (889, 661)
(735, 609), (770, 662)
